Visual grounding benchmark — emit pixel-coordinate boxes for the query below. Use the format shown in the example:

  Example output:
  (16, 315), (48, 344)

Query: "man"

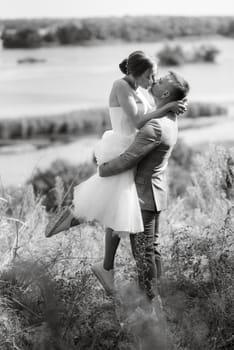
(92, 71), (189, 302)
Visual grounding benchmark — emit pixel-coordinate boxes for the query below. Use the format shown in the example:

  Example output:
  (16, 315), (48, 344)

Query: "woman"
(45, 50), (186, 238)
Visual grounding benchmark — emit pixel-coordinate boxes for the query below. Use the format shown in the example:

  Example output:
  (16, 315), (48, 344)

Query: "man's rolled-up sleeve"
(99, 121), (162, 177)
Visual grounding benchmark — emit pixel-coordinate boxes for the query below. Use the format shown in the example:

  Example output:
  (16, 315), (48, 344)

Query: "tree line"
(1, 16), (234, 48)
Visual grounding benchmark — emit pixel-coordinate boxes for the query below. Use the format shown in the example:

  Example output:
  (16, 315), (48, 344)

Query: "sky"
(0, 0), (234, 19)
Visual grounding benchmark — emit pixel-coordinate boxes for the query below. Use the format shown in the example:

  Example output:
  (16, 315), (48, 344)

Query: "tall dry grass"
(159, 145), (234, 349)
(0, 183), (135, 349)
(0, 144), (233, 349)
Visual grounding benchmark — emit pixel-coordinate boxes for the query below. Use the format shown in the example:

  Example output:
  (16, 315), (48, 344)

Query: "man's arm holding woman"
(99, 121), (161, 177)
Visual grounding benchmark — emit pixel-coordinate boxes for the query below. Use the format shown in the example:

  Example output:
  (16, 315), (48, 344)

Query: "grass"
(0, 107), (110, 144)
(185, 102), (227, 119)
(160, 145), (234, 349)
(0, 102), (228, 145)
(0, 144), (233, 349)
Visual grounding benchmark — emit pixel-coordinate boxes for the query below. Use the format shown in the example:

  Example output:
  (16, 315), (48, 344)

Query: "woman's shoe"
(45, 207), (79, 238)
(91, 263), (114, 295)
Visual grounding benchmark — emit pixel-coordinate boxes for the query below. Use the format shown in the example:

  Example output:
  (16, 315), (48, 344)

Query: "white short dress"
(72, 99), (150, 235)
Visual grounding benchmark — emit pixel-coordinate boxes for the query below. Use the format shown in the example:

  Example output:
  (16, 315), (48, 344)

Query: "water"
(0, 36), (233, 187)
(0, 135), (98, 186)
(0, 36), (234, 118)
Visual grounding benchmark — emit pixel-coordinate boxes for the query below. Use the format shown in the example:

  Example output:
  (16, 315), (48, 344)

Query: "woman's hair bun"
(119, 58), (128, 74)
(118, 51), (156, 77)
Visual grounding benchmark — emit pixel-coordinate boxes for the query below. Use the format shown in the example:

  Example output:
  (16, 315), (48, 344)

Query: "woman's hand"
(166, 98), (188, 115)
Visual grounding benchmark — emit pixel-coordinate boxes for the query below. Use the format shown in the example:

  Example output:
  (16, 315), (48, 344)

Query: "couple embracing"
(45, 51), (189, 306)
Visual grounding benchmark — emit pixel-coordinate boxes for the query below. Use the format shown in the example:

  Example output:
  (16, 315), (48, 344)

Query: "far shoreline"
(1, 34), (233, 52)
(0, 96), (233, 121)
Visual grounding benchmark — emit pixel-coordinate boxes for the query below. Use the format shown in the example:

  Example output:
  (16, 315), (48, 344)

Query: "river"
(0, 36), (233, 187)
(0, 36), (234, 118)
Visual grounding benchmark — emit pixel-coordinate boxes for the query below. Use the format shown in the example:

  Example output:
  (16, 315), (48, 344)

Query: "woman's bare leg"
(103, 227), (120, 270)
(91, 227), (119, 294)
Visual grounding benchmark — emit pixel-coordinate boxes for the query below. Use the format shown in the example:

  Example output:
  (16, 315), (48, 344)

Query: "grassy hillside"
(0, 143), (233, 349)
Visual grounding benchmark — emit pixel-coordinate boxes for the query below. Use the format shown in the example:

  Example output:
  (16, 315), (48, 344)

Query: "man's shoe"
(45, 207), (79, 238)
(91, 263), (114, 295)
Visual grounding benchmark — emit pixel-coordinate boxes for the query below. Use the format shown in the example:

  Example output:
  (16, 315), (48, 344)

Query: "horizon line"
(1, 13), (234, 20)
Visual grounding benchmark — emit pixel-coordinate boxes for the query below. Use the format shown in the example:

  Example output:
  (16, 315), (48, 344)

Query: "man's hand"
(167, 98), (188, 115)
(180, 98), (188, 114)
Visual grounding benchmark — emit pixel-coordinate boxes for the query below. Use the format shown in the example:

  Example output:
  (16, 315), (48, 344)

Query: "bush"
(194, 44), (220, 62)
(168, 138), (195, 197)
(28, 160), (97, 211)
(2, 28), (42, 48)
(157, 44), (220, 66)
(161, 220), (234, 350)
(56, 24), (93, 45)
(157, 45), (186, 66)
(42, 31), (58, 43)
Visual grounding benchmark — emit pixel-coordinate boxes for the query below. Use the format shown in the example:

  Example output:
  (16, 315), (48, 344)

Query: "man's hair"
(168, 71), (190, 100)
